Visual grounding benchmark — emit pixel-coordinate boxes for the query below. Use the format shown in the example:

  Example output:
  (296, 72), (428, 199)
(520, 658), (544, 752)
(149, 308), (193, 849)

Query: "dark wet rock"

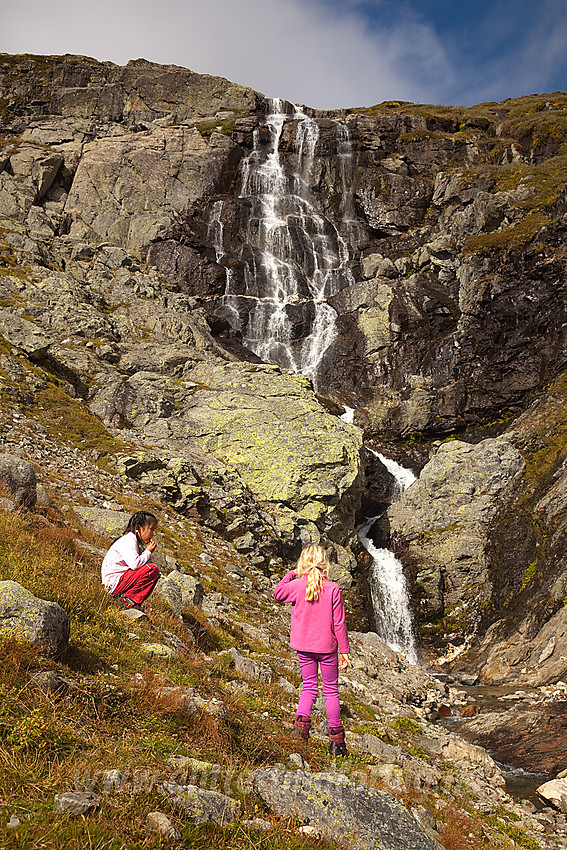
(453, 702), (567, 776)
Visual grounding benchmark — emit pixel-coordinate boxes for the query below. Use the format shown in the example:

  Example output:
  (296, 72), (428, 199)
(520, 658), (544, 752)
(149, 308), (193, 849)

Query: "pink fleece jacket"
(101, 532), (153, 593)
(273, 571), (350, 655)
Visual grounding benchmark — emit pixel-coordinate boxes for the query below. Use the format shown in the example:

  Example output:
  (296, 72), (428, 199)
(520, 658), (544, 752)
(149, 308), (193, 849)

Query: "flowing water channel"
(359, 454), (418, 663)
(340, 409), (419, 663)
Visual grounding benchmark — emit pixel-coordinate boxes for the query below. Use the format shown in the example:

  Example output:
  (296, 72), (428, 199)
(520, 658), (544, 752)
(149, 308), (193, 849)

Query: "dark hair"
(125, 511), (158, 535)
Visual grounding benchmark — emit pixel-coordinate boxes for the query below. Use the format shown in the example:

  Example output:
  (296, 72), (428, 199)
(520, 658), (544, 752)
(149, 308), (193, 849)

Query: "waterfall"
(340, 406), (355, 425)
(358, 453), (418, 664)
(368, 448), (417, 501)
(213, 98), (355, 390)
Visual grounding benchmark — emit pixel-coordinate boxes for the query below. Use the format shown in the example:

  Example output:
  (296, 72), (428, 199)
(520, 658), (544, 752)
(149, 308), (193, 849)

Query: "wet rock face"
(455, 702), (567, 776)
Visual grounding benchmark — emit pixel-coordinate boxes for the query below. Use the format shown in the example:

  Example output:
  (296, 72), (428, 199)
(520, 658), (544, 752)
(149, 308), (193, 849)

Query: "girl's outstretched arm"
(273, 570), (296, 602)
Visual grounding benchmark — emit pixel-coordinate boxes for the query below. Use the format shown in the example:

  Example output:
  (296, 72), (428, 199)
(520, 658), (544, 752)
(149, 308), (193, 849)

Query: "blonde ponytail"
(296, 545), (330, 602)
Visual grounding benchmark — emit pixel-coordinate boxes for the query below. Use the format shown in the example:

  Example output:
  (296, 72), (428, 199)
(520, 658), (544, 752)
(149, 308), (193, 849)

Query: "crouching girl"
(273, 544), (351, 756)
(101, 511), (160, 610)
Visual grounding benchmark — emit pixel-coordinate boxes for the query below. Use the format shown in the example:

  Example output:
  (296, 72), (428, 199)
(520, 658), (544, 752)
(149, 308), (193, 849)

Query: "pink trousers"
(113, 563), (160, 605)
(296, 650), (341, 728)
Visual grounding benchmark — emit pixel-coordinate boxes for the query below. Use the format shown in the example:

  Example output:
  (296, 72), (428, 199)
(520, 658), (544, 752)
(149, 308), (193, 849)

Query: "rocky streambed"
(438, 678), (567, 802)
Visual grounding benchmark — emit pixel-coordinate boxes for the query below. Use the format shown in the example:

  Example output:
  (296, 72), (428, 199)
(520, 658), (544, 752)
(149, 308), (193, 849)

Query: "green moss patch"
(463, 211), (550, 255)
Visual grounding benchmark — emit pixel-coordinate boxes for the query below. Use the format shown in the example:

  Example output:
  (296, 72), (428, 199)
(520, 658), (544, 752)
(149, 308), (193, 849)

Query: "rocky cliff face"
(1, 53), (567, 677)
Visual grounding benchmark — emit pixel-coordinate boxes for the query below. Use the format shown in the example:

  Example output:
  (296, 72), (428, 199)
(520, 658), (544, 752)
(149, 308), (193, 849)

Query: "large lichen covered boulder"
(91, 356), (364, 548)
(0, 581), (70, 657)
(388, 438), (525, 635)
(253, 769), (442, 850)
(174, 361), (364, 545)
(0, 453), (38, 507)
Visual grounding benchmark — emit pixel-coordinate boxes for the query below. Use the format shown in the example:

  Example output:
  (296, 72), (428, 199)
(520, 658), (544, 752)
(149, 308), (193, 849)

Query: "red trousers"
(113, 563), (160, 604)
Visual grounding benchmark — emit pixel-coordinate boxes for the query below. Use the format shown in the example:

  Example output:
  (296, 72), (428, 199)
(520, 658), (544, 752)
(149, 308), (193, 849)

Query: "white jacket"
(101, 532), (152, 592)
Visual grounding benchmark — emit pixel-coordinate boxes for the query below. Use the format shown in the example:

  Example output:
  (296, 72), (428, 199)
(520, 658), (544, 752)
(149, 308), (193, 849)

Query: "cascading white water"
(369, 448), (417, 501)
(358, 454), (418, 664)
(213, 98), (355, 389)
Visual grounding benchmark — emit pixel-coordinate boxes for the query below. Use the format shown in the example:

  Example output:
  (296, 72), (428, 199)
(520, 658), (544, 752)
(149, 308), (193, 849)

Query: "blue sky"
(2, 0), (567, 109)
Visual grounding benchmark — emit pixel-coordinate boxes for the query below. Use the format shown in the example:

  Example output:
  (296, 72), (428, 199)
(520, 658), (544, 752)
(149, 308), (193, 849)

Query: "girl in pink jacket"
(273, 544), (351, 756)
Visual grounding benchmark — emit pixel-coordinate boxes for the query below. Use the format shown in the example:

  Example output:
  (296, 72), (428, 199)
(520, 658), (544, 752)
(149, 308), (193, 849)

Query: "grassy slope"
(0, 404), (543, 850)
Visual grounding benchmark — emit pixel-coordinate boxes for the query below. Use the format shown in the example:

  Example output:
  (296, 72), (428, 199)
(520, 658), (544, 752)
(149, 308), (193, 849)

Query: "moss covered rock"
(178, 361), (364, 545)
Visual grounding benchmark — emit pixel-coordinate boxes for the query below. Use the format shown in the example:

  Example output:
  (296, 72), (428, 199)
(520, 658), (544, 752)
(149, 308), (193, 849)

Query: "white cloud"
(4, 0), (564, 109)
(1, 0), (453, 108)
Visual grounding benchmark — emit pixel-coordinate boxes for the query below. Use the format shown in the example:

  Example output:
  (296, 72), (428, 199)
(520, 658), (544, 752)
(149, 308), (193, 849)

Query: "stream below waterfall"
(439, 683), (555, 804)
(341, 408), (420, 665)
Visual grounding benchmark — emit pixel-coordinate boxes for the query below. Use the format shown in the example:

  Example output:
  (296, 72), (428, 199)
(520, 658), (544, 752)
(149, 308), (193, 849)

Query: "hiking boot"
(328, 725), (347, 756)
(292, 715), (311, 741)
(118, 595), (142, 611)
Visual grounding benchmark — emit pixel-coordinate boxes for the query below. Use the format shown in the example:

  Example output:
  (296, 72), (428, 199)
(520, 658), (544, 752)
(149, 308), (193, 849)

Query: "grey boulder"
(0, 453), (37, 507)
(0, 580), (70, 657)
(154, 570), (204, 617)
(253, 769), (442, 850)
(73, 507), (130, 539)
(161, 781), (239, 826)
(54, 791), (101, 817)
